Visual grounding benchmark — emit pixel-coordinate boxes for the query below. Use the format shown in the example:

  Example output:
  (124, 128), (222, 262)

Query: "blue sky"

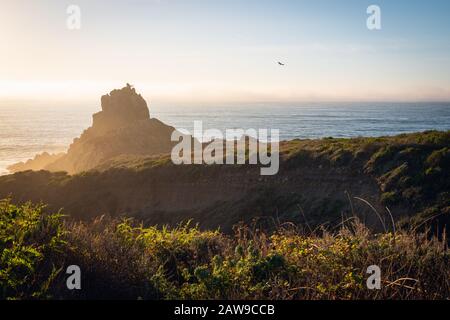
(1, 0), (450, 104)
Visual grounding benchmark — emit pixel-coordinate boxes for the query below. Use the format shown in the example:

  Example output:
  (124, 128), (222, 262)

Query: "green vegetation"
(0, 200), (66, 299)
(281, 130), (450, 233)
(1, 200), (449, 300)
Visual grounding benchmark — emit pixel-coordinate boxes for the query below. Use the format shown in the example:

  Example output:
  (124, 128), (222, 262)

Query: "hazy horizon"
(2, 95), (450, 111)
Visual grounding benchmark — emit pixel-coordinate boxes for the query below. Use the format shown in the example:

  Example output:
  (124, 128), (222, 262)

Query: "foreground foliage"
(0, 200), (66, 299)
(0, 200), (449, 300)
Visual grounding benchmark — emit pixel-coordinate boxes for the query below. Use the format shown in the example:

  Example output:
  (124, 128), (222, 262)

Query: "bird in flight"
(278, 61), (285, 66)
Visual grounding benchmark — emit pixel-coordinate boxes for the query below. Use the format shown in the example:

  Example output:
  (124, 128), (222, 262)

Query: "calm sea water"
(1, 102), (449, 175)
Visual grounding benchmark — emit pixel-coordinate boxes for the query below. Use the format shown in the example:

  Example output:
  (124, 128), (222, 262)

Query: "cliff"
(1, 131), (448, 234)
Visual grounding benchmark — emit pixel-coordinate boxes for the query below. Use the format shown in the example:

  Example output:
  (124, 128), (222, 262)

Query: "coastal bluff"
(8, 85), (179, 174)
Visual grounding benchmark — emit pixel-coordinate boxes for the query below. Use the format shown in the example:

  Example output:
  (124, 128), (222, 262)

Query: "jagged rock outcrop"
(8, 85), (180, 174)
(92, 84), (150, 136)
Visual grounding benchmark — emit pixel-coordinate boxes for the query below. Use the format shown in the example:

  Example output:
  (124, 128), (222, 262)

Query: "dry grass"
(1, 200), (449, 300)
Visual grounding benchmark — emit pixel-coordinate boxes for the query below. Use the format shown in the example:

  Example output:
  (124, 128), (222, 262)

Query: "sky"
(1, 0), (450, 106)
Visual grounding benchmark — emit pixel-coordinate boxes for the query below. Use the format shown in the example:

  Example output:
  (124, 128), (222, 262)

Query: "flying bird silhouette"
(277, 61), (285, 66)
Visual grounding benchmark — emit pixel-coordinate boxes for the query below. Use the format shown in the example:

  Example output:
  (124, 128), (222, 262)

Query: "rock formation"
(92, 84), (150, 136)
(7, 152), (65, 173)
(8, 85), (180, 174)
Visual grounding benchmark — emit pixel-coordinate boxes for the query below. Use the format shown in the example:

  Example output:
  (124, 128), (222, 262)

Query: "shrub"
(0, 200), (66, 299)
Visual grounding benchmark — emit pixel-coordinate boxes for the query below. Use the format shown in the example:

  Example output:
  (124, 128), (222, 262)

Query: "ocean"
(1, 102), (449, 175)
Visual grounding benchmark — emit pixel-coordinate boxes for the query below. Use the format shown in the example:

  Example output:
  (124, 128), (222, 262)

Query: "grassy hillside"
(0, 130), (448, 235)
(282, 130), (450, 233)
(1, 200), (449, 300)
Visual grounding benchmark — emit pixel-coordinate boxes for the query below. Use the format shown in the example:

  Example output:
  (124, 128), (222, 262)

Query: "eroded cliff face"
(8, 85), (178, 174)
(0, 160), (384, 233)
